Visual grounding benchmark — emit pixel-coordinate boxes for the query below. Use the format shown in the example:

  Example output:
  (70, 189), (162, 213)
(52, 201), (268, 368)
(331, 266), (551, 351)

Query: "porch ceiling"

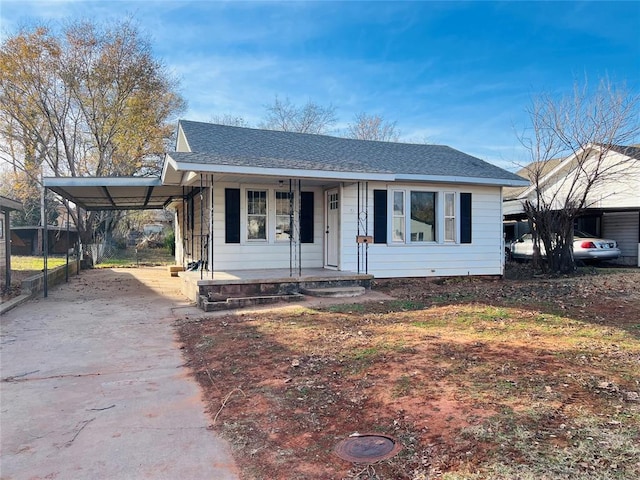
(43, 177), (185, 211)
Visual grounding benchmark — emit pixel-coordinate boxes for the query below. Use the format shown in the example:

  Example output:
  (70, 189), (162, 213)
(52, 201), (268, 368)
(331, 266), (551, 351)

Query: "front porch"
(177, 268), (373, 311)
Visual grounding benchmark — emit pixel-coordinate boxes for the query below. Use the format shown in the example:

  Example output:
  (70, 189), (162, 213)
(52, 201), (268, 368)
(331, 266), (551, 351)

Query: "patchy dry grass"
(178, 268), (640, 479)
(10, 255), (68, 271)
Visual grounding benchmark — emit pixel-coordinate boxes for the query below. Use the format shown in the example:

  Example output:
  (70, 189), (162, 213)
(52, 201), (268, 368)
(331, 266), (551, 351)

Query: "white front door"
(325, 189), (339, 267)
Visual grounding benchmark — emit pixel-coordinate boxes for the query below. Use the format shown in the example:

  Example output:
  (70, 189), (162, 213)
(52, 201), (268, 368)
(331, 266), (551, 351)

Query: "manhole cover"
(334, 433), (402, 463)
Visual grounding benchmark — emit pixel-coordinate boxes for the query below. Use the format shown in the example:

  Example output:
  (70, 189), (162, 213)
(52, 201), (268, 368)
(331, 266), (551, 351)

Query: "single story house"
(45, 120), (528, 280)
(504, 143), (640, 266)
(1, 195), (23, 290)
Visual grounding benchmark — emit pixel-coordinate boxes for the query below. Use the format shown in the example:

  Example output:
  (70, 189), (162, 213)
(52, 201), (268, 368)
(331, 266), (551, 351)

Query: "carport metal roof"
(43, 177), (185, 211)
(0, 195), (23, 212)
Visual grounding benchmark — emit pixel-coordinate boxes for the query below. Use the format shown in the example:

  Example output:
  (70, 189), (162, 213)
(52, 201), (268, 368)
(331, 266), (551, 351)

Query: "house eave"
(395, 174), (530, 187)
(165, 157), (530, 187)
(168, 159), (396, 182)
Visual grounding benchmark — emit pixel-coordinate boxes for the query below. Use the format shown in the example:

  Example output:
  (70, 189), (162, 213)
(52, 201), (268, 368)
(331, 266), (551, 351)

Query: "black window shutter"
(460, 193), (472, 244)
(225, 188), (240, 243)
(373, 190), (387, 244)
(300, 192), (314, 243)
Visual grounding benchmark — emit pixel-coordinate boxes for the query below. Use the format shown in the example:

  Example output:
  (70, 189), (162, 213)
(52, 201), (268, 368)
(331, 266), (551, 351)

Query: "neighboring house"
(1, 196), (23, 290)
(161, 121), (527, 277)
(504, 144), (640, 266)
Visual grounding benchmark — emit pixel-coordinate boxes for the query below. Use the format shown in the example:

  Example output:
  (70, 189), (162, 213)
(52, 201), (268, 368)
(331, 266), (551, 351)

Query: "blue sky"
(1, 1), (639, 171)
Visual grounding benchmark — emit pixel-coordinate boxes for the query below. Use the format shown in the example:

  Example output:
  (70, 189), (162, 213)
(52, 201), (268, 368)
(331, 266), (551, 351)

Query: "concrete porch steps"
(179, 268), (373, 311)
(300, 285), (366, 298)
(199, 293), (304, 312)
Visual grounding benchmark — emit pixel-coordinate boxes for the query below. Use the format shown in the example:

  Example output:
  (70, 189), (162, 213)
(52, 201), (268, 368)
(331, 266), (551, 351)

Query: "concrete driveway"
(0, 267), (239, 480)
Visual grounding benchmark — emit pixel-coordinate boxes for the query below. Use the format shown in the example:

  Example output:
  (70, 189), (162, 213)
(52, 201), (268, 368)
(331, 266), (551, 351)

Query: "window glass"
(444, 192), (456, 242)
(329, 193), (339, 210)
(392, 191), (404, 242)
(410, 191), (435, 242)
(275, 191), (291, 241)
(247, 190), (267, 240)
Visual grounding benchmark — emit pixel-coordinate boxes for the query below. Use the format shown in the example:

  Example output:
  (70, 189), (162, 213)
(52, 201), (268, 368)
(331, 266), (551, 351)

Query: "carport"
(42, 176), (186, 296)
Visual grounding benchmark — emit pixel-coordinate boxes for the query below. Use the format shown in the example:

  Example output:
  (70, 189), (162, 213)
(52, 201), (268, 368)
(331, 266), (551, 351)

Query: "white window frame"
(409, 190), (437, 243)
(275, 190), (292, 242)
(386, 188), (463, 245)
(245, 189), (268, 242)
(391, 190), (405, 243)
(444, 192), (456, 243)
(241, 186), (311, 244)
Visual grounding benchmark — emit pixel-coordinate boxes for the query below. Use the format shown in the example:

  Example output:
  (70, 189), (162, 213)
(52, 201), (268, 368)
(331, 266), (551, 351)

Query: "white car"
(509, 231), (621, 262)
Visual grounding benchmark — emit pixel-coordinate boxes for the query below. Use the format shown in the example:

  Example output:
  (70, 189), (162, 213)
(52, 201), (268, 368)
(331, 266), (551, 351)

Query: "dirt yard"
(178, 266), (640, 480)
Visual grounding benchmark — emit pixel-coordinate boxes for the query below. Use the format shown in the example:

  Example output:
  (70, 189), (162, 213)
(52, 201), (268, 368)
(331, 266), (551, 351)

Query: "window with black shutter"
(460, 192), (472, 244)
(373, 189), (388, 243)
(224, 188), (240, 243)
(300, 191), (314, 243)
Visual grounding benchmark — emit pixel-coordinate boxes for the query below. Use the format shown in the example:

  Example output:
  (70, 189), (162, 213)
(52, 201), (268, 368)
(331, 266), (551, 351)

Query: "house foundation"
(177, 268), (373, 311)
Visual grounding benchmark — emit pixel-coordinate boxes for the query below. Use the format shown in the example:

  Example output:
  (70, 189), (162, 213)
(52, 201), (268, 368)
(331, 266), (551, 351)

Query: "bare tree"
(209, 113), (250, 128)
(347, 112), (400, 142)
(0, 20), (185, 244)
(260, 95), (337, 134)
(518, 78), (640, 273)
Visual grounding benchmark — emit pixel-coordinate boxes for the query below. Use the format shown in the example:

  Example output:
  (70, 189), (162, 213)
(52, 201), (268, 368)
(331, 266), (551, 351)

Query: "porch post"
(298, 179), (302, 277)
(289, 179), (293, 277)
(200, 174), (204, 280)
(181, 187), (186, 267)
(210, 175), (214, 279)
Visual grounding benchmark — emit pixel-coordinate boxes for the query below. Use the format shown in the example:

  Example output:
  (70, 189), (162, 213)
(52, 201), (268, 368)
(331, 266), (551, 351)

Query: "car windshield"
(574, 231), (591, 239)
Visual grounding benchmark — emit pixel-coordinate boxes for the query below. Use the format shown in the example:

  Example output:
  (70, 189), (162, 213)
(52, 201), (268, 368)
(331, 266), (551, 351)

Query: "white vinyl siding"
(340, 183), (503, 277)
(180, 180), (504, 276)
(210, 182), (323, 270)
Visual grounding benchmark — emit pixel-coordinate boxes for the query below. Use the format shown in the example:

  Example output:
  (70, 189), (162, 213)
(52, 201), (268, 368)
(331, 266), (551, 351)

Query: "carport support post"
(4, 208), (11, 289)
(43, 193), (48, 298)
(65, 206), (70, 282)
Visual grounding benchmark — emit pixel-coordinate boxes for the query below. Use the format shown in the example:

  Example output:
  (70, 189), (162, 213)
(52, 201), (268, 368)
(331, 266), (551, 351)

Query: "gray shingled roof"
(172, 120), (526, 183)
(609, 144), (640, 160)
